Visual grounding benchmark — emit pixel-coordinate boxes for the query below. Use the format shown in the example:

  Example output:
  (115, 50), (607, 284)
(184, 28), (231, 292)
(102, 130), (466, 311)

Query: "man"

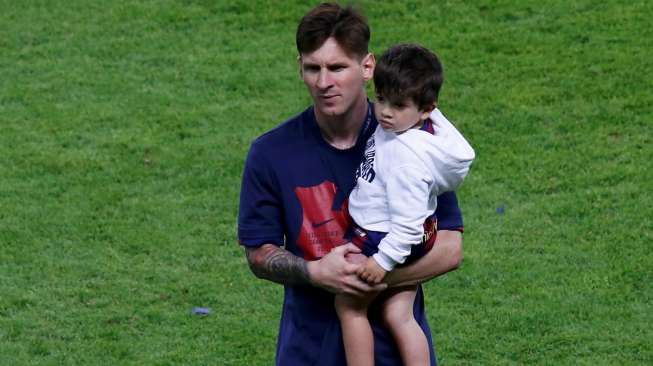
(238, 3), (464, 365)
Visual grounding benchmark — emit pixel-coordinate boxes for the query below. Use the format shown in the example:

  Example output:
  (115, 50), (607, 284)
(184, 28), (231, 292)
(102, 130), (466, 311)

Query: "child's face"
(374, 96), (431, 133)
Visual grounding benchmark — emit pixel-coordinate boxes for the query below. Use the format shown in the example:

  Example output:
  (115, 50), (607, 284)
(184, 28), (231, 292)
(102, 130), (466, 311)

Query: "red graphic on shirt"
(294, 181), (351, 260)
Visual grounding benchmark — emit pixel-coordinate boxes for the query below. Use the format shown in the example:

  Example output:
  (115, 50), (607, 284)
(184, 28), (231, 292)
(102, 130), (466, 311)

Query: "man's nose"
(316, 70), (332, 89)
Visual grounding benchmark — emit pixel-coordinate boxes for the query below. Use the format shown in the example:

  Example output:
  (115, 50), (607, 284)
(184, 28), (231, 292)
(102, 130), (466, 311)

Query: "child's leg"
(335, 293), (376, 366)
(381, 286), (430, 366)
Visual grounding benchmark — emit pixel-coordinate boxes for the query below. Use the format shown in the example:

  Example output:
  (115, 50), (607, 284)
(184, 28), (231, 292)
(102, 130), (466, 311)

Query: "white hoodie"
(348, 109), (475, 271)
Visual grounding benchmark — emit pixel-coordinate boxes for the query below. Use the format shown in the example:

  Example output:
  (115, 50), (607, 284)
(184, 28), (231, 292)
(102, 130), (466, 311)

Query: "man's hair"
(296, 3), (370, 59)
(374, 44), (444, 111)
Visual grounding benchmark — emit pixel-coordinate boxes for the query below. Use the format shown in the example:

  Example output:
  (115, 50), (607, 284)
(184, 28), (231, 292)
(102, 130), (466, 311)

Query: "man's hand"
(358, 257), (387, 285)
(308, 243), (387, 296)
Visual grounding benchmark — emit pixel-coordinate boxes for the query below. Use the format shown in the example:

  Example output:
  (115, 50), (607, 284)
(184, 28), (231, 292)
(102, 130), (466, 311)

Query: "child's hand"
(358, 257), (387, 285)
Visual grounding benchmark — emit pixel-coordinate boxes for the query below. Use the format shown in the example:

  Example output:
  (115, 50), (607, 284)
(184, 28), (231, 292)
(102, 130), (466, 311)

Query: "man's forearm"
(245, 244), (311, 286)
(385, 230), (463, 288)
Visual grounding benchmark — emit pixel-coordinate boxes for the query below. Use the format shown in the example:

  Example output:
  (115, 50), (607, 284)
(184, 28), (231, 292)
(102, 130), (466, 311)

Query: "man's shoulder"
(251, 107), (314, 151)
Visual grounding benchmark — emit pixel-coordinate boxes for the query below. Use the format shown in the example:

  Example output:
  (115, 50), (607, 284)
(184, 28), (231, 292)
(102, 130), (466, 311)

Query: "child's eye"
(393, 103), (406, 109)
(376, 95), (385, 102)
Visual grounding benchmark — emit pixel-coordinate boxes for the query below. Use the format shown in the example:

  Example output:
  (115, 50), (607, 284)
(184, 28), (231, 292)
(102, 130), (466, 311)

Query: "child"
(334, 44), (475, 366)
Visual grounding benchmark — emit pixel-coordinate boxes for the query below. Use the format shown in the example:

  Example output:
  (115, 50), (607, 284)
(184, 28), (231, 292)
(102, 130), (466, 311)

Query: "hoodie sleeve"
(373, 163), (432, 271)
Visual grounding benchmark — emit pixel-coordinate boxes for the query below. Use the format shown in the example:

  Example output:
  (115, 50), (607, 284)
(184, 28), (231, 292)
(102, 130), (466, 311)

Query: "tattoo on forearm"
(246, 246), (310, 286)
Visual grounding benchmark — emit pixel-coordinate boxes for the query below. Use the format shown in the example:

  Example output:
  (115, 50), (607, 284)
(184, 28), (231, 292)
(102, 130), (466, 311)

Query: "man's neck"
(315, 96), (368, 150)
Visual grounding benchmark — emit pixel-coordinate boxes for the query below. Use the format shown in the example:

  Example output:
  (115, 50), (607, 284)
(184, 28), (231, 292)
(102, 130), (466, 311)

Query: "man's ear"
(361, 52), (375, 81)
(297, 55), (303, 78)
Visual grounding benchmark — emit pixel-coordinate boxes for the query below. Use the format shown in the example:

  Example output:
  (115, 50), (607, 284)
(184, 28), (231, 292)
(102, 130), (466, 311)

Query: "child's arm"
(358, 256), (387, 284)
(372, 163), (432, 272)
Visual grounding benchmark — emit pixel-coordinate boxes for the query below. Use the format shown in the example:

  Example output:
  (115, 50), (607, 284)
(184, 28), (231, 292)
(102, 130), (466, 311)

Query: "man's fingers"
(345, 252), (367, 265)
(346, 275), (386, 293)
(343, 262), (362, 275)
(345, 283), (387, 296)
(339, 243), (362, 255)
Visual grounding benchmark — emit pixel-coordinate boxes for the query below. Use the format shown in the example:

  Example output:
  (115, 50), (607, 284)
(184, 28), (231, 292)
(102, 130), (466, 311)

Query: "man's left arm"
(384, 190), (465, 287)
(384, 229), (462, 287)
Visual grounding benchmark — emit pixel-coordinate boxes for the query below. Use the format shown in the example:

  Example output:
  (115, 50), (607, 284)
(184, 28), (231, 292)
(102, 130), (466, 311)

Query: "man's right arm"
(245, 244), (311, 286)
(244, 243), (387, 296)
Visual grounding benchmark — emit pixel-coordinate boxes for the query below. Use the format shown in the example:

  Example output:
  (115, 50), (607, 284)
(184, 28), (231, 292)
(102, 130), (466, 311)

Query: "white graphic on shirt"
(355, 134), (376, 183)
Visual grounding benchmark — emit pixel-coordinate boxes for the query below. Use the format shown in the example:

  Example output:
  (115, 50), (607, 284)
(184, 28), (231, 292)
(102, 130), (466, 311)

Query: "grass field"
(1, 0), (651, 365)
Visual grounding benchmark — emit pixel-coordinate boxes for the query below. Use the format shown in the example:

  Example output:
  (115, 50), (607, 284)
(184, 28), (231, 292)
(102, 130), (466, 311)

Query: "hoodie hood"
(393, 108), (476, 193)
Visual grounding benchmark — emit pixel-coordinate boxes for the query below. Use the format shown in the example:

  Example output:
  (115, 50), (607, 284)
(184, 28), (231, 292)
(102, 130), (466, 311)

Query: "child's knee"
(381, 305), (413, 329)
(335, 297), (367, 319)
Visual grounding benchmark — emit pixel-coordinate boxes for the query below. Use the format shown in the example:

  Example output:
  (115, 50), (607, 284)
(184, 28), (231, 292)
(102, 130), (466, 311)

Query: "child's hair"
(373, 44), (444, 111)
(296, 3), (370, 59)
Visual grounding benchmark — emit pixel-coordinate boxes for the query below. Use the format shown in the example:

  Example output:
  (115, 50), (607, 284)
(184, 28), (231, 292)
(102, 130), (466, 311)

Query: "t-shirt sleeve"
(237, 141), (285, 248)
(434, 191), (464, 232)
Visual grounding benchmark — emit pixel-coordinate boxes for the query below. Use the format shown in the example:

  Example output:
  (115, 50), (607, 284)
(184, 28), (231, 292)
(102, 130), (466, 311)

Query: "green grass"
(1, 0), (651, 364)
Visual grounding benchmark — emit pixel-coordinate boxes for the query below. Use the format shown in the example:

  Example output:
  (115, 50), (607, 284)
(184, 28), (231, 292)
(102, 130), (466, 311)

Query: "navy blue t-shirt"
(238, 103), (463, 366)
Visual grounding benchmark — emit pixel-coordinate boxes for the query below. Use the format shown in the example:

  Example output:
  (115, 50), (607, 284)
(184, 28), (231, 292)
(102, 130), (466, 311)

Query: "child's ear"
(420, 103), (436, 120)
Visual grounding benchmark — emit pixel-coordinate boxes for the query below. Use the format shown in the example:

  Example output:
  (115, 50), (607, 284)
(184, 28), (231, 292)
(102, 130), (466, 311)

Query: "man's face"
(299, 37), (374, 119)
